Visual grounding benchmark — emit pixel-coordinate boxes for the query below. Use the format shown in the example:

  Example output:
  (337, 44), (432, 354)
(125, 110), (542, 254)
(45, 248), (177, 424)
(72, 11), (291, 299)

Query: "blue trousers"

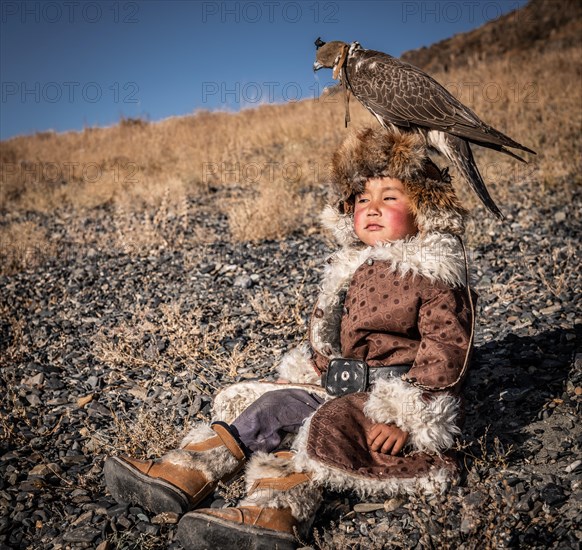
(230, 389), (325, 453)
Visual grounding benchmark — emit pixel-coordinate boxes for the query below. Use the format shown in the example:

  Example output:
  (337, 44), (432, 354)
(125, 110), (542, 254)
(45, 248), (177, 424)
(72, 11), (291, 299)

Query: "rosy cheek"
(384, 208), (403, 223)
(353, 208), (366, 230)
(385, 208), (415, 237)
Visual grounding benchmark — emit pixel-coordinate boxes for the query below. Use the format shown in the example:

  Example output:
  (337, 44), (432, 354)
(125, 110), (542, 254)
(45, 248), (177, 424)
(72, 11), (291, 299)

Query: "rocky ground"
(1, 179), (580, 549)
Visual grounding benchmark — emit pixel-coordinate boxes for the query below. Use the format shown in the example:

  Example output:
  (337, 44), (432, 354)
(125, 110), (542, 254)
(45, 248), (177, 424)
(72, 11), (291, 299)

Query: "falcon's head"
(313, 38), (349, 72)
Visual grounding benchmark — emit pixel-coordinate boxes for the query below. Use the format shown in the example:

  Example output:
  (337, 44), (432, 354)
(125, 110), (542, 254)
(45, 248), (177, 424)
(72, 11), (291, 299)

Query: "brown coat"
(289, 230), (476, 497)
(216, 226), (478, 497)
(311, 258), (473, 391)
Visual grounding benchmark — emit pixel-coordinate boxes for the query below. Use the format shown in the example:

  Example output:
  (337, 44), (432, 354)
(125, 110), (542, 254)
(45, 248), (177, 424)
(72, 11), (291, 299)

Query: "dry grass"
(228, 183), (319, 242)
(105, 405), (189, 460)
(107, 530), (168, 550)
(109, 189), (194, 254)
(1, 42), (579, 223)
(94, 301), (243, 391)
(0, 220), (55, 275)
(430, 45), (582, 211)
(249, 286), (308, 331)
(92, 299), (265, 457)
(0, 98), (372, 213)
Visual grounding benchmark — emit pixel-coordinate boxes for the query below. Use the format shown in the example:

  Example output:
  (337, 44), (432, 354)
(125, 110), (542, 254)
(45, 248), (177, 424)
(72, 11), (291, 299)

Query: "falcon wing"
(346, 50), (535, 155)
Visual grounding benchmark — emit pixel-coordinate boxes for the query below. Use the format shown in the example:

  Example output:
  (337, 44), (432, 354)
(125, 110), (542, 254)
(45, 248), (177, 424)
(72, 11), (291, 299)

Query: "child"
(104, 128), (475, 549)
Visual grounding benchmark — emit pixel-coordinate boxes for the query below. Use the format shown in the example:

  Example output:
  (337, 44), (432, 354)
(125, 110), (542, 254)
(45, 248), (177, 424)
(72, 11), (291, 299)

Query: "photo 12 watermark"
(1, 81), (140, 105)
(1, 160), (141, 186)
(201, 80), (338, 105)
(401, 1), (526, 24)
(201, 161), (333, 185)
(443, 80), (538, 104)
(200, 1), (339, 23)
(1, 1), (140, 24)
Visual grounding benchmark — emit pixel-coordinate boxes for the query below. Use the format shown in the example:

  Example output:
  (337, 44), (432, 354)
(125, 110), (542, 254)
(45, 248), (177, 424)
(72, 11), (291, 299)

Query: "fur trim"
(212, 381), (329, 424)
(363, 377), (461, 454)
(276, 344), (321, 385)
(332, 128), (426, 195)
(164, 424), (240, 481)
(407, 177), (468, 235)
(320, 205), (360, 248)
(330, 127), (468, 235)
(310, 231), (466, 360)
(292, 414), (458, 498)
(179, 422), (217, 448)
(239, 452), (322, 523)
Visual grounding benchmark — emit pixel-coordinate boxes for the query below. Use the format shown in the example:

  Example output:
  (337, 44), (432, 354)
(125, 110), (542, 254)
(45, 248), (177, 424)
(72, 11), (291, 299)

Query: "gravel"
(1, 182), (580, 549)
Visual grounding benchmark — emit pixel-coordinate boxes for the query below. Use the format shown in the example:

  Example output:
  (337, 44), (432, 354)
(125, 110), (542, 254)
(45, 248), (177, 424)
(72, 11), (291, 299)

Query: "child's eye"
(357, 197), (369, 204)
(384, 196), (396, 201)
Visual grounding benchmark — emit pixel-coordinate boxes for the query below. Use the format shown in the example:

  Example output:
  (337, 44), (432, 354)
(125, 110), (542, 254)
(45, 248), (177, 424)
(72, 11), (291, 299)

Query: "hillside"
(1, 0), (580, 247)
(401, 0), (582, 72)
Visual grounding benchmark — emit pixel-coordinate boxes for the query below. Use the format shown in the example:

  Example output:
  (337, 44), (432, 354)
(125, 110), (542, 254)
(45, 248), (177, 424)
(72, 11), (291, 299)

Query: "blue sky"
(1, 0), (527, 140)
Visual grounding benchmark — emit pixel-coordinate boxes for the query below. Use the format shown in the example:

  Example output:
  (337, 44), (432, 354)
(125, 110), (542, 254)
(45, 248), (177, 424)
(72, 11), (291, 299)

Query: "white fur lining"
(239, 452), (322, 523)
(276, 344), (321, 385)
(211, 381), (330, 424)
(320, 205), (359, 248)
(179, 422), (216, 448)
(364, 377), (461, 454)
(312, 212), (466, 360)
(167, 423), (240, 480)
(292, 413), (458, 498)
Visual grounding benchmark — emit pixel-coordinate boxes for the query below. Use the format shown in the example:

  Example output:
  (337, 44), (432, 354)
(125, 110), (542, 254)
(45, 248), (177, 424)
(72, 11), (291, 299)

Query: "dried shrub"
(0, 220), (55, 275)
(227, 184), (317, 242)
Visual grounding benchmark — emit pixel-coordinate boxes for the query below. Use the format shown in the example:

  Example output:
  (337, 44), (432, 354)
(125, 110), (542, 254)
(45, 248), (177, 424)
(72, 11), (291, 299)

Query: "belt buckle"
(323, 358), (368, 396)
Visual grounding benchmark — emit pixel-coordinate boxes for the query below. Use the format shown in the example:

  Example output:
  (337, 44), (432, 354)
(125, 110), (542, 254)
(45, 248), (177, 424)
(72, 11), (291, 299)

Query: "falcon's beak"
(313, 61), (323, 72)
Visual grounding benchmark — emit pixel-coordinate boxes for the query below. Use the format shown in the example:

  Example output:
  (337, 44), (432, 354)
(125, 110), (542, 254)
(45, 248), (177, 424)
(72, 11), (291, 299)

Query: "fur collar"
(320, 205), (466, 285)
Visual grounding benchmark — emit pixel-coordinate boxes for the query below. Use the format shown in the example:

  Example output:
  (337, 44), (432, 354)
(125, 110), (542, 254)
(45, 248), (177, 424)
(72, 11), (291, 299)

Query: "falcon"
(313, 38), (536, 218)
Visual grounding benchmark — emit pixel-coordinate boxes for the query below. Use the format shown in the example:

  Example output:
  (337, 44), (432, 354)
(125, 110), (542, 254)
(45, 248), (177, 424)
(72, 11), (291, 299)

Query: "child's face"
(353, 177), (418, 246)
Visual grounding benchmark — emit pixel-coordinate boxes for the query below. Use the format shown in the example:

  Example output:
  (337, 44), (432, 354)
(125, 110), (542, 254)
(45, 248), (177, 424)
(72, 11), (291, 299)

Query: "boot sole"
(177, 511), (298, 550)
(104, 456), (190, 515)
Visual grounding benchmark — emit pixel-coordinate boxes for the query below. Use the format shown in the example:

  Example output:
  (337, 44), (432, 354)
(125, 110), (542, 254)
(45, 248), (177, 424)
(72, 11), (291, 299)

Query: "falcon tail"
(473, 141), (528, 163)
(442, 134), (504, 219)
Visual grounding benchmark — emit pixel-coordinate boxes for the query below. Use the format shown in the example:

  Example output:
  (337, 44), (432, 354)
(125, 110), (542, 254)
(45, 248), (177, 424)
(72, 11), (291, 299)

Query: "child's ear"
(338, 198), (354, 215)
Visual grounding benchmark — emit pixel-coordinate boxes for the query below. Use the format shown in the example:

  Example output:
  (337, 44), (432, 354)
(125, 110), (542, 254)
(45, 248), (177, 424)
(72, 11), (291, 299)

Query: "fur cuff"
(364, 377), (461, 453)
(239, 452), (322, 523)
(277, 344), (321, 384)
(167, 423), (240, 481)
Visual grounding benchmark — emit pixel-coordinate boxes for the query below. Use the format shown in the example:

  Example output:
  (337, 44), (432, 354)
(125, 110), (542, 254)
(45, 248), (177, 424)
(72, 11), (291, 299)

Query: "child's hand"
(366, 423), (409, 455)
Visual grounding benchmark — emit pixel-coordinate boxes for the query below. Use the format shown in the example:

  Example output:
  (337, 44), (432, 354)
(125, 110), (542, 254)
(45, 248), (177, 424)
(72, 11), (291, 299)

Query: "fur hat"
(330, 128), (468, 236)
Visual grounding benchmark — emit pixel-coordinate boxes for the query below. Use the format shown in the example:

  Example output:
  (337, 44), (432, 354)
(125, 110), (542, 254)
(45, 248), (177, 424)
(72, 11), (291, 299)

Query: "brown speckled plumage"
(314, 39), (536, 219)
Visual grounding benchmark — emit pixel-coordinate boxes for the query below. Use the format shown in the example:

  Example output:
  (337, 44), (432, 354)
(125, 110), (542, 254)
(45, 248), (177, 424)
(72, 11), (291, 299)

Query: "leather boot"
(177, 451), (321, 549)
(104, 422), (246, 515)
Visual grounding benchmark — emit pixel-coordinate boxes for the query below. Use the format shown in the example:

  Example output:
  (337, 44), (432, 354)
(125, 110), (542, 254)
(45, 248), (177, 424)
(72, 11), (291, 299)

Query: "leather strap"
(249, 472), (310, 494)
(368, 364), (411, 384)
(273, 451), (294, 460)
(333, 44), (349, 80)
(182, 435), (221, 452)
(212, 423), (246, 461)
